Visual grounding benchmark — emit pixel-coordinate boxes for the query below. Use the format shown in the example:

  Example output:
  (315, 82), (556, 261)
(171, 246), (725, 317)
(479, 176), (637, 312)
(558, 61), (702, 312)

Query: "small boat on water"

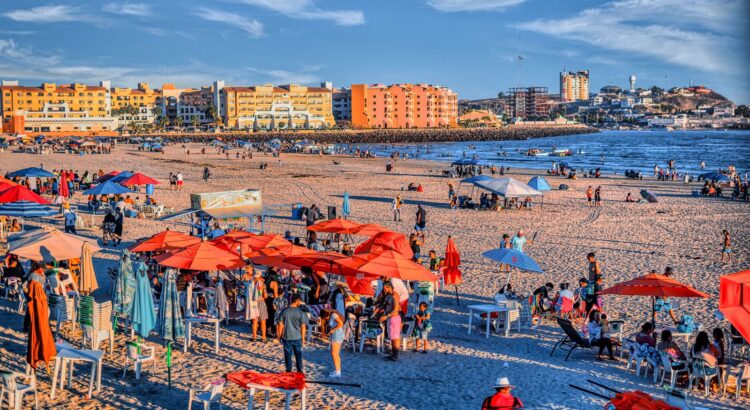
(549, 149), (573, 157)
(526, 149), (547, 156)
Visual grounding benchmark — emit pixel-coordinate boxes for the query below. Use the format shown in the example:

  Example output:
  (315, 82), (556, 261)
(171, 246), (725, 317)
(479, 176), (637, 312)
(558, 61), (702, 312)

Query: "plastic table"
(184, 316), (221, 353)
(467, 304), (510, 338)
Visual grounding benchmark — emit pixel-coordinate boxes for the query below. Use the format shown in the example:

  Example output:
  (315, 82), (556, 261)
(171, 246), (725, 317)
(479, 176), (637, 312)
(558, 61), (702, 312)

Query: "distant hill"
(660, 91), (734, 111)
(458, 98), (503, 114)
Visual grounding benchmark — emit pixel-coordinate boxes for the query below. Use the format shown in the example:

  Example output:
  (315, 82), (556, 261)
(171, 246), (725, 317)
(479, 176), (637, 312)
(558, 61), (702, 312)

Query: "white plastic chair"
(689, 357), (719, 396)
(722, 363), (750, 399)
(358, 320), (384, 353)
(0, 371), (38, 410)
(657, 351), (689, 388)
(82, 324), (114, 352)
(343, 314), (358, 352)
(188, 379), (225, 409)
(122, 342), (156, 380)
(399, 319), (416, 351)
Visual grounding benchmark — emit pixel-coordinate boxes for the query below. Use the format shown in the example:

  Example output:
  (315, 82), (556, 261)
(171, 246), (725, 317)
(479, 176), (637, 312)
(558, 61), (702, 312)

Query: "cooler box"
(291, 202), (303, 220)
(146, 184), (154, 195)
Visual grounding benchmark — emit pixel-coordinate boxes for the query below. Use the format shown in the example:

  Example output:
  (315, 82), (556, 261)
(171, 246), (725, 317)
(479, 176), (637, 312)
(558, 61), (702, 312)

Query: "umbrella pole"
(504, 268), (513, 291)
(454, 285), (459, 305)
(166, 341), (172, 389)
(652, 296), (656, 328)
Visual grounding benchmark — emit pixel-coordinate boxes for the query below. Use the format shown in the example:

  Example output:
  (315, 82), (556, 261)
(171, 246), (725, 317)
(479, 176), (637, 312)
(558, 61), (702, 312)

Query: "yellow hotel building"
(110, 82), (161, 113)
(222, 84), (334, 130)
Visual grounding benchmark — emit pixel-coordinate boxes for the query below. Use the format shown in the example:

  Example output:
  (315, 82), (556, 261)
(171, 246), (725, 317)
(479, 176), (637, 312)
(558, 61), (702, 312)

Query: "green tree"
(191, 115), (200, 128)
(206, 103), (217, 124)
(735, 105), (749, 117)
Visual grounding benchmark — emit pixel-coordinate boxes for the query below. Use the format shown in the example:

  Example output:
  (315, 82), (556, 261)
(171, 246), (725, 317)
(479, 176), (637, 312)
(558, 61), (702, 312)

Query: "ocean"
(351, 130), (750, 175)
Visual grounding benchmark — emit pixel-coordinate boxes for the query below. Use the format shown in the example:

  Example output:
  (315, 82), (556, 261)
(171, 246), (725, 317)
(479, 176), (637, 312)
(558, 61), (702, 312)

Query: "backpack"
(677, 315), (695, 333)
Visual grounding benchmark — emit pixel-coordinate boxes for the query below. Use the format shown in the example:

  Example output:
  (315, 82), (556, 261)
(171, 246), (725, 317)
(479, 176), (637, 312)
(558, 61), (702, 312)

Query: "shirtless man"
(721, 230), (732, 263)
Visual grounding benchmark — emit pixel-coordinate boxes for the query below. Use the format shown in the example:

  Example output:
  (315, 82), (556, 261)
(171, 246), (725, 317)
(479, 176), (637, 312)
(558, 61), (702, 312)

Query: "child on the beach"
(413, 302), (431, 354)
(721, 230), (731, 263)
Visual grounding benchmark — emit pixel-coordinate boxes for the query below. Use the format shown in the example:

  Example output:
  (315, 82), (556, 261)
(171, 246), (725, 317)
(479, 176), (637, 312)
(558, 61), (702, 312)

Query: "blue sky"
(1, 0), (748, 103)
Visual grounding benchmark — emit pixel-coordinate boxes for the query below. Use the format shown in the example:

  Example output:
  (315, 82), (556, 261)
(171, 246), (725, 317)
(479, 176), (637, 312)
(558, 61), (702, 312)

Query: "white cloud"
(516, 0), (745, 74)
(238, 0), (364, 26)
(426, 0), (526, 12)
(3, 5), (82, 23)
(103, 3), (152, 17)
(195, 7), (264, 38)
(246, 66), (321, 84)
(141, 27), (194, 40)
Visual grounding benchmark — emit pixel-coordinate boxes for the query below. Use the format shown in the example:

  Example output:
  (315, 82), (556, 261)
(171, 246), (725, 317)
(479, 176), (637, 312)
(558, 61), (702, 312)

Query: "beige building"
(560, 70), (589, 102)
(221, 84), (334, 130)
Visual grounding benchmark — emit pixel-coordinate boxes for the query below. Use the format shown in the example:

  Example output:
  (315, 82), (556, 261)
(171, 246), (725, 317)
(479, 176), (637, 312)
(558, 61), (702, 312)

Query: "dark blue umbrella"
(83, 181), (134, 195)
(698, 171), (730, 182)
(482, 247), (543, 288)
(108, 171), (134, 184)
(7, 167), (55, 178)
(0, 200), (58, 217)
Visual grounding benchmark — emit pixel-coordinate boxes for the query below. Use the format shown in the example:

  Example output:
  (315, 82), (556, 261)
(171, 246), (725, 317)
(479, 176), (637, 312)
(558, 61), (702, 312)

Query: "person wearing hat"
(481, 377), (523, 409)
(511, 230), (530, 253)
(63, 203), (77, 234)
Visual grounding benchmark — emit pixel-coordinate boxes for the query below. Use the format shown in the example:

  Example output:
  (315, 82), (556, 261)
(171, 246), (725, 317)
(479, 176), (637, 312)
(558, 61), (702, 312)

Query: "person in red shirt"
(481, 377), (523, 409)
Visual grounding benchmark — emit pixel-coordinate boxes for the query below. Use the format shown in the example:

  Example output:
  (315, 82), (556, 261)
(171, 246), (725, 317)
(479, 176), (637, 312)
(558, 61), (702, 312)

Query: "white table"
(658, 327), (692, 347)
(50, 342), (104, 399)
(467, 304), (510, 338)
(246, 383), (306, 410)
(184, 316), (221, 354)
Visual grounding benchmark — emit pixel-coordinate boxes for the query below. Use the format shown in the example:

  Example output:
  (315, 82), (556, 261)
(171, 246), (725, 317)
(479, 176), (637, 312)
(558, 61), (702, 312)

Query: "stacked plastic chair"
(78, 295), (114, 352)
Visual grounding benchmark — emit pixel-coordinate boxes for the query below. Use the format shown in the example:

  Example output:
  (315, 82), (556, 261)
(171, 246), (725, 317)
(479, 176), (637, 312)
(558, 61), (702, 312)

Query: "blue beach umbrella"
(0, 200), (58, 217)
(83, 181), (134, 196)
(108, 171), (134, 184)
(528, 176), (552, 191)
(158, 268), (184, 388)
(7, 167), (55, 178)
(482, 247), (543, 289)
(131, 262), (156, 338)
(452, 158), (479, 166)
(112, 250), (137, 332)
(698, 171), (730, 183)
(342, 192), (351, 218)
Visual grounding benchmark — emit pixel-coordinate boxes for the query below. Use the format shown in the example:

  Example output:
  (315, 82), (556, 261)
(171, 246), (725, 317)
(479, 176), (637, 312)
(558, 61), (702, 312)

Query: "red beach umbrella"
(354, 231), (413, 259)
(284, 252), (358, 275)
(59, 172), (69, 198)
(130, 230), (201, 252)
(601, 273), (708, 326)
(443, 236), (463, 304)
(351, 223), (390, 237)
(119, 172), (160, 186)
(236, 233), (292, 252)
(212, 231), (256, 256)
(307, 218), (362, 234)
(346, 274), (378, 296)
(155, 241), (244, 271)
(0, 176), (18, 186)
(719, 270), (750, 343)
(247, 245), (309, 269)
(335, 250), (434, 282)
(0, 185), (51, 205)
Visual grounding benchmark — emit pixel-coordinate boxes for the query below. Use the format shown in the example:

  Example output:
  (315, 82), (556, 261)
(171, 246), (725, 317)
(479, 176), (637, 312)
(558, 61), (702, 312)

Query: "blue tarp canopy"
(452, 158), (479, 166)
(0, 200), (58, 217)
(83, 181), (134, 195)
(528, 176), (552, 191)
(7, 167), (56, 178)
(698, 171), (730, 182)
(460, 175), (492, 185)
(472, 177), (545, 198)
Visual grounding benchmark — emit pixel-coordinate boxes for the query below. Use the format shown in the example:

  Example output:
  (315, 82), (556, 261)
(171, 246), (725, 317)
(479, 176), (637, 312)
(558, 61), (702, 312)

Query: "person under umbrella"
(158, 268), (184, 388)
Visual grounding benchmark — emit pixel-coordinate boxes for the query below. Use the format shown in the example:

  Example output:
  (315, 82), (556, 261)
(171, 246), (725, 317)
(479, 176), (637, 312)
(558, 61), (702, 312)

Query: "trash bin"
(291, 202), (303, 220)
(327, 206), (336, 220)
(146, 184), (154, 195)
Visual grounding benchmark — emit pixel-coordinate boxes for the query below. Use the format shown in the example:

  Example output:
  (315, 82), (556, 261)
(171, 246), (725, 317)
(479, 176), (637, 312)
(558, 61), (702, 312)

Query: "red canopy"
(355, 231), (413, 259)
(0, 185), (51, 205)
(226, 370), (305, 391)
(351, 223), (390, 237)
(211, 231), (256, 257)
(335, 250), (434, 282)
(26, 281), (57, 368)
(155, 241), (245, 270)
(306, 218), (361, 234)
(96, 170), (120, 183)
(129, 230), (201, 252)
(236, 234), (292, 252)
(0, 176), (18, 186)
(247, 245), (309, 269)
(346, 275), (377, 296)
(119, 172), (160, 186)
(59, 172), (69, 198)
(719, 270), (750, 343)
(442, 236), (462, 286)
(600, 273), (709, 298)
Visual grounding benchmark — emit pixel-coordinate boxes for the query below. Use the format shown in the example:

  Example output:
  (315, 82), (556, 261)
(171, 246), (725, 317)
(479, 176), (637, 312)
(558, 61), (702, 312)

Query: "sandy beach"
(0, 143), (748, 410)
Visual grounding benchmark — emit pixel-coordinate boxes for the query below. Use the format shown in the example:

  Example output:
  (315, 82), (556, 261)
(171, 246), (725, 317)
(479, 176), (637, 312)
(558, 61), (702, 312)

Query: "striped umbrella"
(0, 200), (57, 217)
(112, 250), (137, 331)
(131, 262), (156, 338)
(482, 247), (543, 289)
(158, 268), (184, 388)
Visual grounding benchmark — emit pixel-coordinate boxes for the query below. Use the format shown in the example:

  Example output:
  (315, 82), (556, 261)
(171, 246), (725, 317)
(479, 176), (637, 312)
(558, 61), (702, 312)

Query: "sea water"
(352, 130), (750, 175)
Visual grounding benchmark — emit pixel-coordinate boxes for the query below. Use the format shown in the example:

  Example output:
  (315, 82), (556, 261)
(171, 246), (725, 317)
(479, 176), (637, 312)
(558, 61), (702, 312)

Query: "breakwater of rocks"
(146, 125), (598, 145)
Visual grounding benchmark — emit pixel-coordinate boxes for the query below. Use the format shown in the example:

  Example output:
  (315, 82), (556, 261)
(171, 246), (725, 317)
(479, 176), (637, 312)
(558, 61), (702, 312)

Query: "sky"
(0, 0), (748, 103)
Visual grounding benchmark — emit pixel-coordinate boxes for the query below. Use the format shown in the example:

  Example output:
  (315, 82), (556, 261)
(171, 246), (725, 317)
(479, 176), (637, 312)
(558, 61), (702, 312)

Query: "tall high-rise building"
(350, 83), (458, 129)
(506, 87), (550, 119)
(559, 70), (589, 102)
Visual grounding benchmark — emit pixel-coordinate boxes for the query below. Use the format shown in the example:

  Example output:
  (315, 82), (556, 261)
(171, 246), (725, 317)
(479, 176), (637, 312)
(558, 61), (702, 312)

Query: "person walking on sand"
(277, 294), (308, 373)
(202, 167), (210, 182)
(586, 186), (593, 207)
(378, 282), (401, 362)
(587, 252), (601, 283)
(721, 230), (732, 263)
(481, 377), (523, 409)
(415, 204), (426, 238)
(176, 172), (184, 190)
(511, 230), (529, 253)
(594, 186), (602, 207)
(392, 194), (402, 222)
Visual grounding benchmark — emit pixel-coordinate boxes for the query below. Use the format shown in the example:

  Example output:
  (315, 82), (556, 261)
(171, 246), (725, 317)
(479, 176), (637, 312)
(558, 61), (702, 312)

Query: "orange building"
(350, 84), (457, 129)
(1, 82), (108, 118)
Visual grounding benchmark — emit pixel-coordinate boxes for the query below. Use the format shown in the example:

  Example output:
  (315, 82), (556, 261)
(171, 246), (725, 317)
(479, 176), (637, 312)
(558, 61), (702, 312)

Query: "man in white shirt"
(176, 172), (184, 190)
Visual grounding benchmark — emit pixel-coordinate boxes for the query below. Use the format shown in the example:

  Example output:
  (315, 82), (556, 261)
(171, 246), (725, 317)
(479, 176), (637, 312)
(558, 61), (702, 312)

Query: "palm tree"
(191, 115), (200, 128)
(206, 103), (217, 125)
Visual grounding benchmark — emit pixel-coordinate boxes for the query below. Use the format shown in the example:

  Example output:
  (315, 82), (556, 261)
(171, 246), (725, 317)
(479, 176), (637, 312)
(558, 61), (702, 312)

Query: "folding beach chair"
(550, 318), (594, 361)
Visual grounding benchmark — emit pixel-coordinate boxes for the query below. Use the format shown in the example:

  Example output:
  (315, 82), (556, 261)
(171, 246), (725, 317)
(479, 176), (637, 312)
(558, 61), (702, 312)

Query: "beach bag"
(559, 184), (569, 190)
(677, 315), (695, 333)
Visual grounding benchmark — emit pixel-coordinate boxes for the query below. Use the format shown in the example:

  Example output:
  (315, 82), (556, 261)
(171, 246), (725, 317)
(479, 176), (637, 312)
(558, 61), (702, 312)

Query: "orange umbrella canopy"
(354, 231), (413, 259)
(307, 218), (362, 234)
(236, 233), (292, 252)
(719, 270), (750, 343)
(351, 223), (390, 237)
(129, 230), (201, 252)
(443, 236), (462, 286)
(284, 252), (357, 274)
(600, 273), (709, 298)
(155, 241), (244, 271)
(346, 274), (377, 296)
(119, 172), (160, 186)
(9, 228), (101, 261)
(0, 185), (51, 204)
(0, 176), (18, 186)
(247, 245), (309, 269)
(335, 250), (434, 282)
(26, 280), (57, 368)
(212, 231), (256, 256)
